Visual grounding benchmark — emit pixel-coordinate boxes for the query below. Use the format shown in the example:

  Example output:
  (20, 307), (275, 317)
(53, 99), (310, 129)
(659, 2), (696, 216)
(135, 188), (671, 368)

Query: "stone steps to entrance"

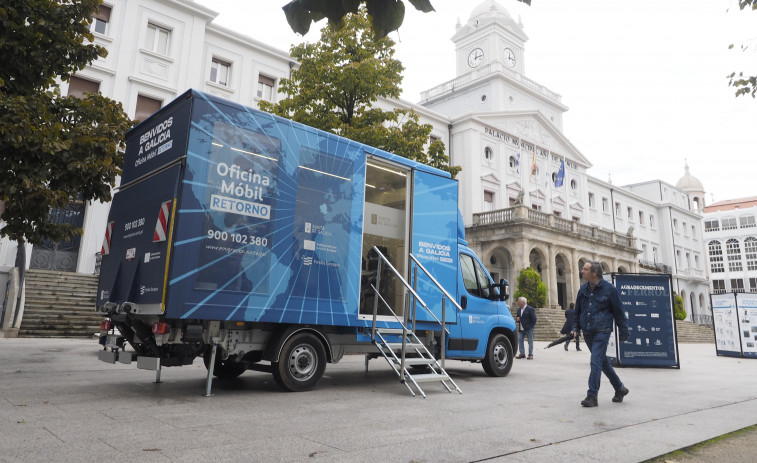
(18, 270), (101, 338)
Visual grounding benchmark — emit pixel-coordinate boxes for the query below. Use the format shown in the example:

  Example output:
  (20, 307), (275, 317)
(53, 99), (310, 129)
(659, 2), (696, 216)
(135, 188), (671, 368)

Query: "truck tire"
(272, 332), (326, 392)
(482, 333), (513, 377)
(203, 347), (246, 379)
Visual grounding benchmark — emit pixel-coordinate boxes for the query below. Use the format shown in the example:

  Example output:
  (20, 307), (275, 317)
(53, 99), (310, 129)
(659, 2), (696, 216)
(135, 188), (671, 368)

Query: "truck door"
(448, 252), (499, 356)
(359, 160), (411, 320)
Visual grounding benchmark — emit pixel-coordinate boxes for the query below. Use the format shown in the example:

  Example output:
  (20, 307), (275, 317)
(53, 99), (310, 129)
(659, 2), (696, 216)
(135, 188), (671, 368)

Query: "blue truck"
(96, 90), (516, 396)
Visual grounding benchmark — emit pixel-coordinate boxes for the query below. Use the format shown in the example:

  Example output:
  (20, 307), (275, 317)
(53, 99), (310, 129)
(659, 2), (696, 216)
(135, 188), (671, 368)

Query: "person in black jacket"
(515, 297), (537, 359)
(561, 303), (581, 351)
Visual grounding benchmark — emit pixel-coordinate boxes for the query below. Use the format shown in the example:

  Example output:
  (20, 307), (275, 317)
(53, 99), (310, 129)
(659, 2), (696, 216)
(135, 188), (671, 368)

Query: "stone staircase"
(17, 269), (101, 338)
(511, 307), (715, 344)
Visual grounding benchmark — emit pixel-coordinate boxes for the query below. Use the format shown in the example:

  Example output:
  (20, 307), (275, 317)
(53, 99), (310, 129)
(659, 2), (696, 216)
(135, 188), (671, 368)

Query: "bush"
(513, 267), (547, 308)
(673, 292), (687, 320)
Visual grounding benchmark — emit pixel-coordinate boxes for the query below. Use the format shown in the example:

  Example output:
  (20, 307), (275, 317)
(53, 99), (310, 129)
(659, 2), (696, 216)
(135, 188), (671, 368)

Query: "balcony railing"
(638, 259), (673, 274)
(471, 206), (637, 249)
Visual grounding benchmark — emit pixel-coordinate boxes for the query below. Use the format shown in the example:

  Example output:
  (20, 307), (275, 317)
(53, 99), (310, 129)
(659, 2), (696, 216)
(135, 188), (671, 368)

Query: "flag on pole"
(554, 159), (565, 187)
(530, 148), (537, 178)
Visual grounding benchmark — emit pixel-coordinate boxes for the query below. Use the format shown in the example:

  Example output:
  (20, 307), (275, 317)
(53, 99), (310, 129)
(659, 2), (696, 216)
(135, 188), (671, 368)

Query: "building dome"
(469, 0), (513, 23)
(676, 161), (704, 192)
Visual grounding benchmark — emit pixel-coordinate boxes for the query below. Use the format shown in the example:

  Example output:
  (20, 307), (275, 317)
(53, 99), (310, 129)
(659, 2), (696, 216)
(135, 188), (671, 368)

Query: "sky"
(195, 0), (757, 204)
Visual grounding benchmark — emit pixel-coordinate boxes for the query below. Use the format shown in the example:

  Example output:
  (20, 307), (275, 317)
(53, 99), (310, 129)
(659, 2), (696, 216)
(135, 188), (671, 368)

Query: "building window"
(740, 215), (756, 228)
(686, 252), (691, 269)
(572, 216), (580, 222)
(713, 279), (726, 294)
(145, 23), (171, 56)
(508, 155), (517, 169)
(722, 217), (738, 230)
(676, 250), (681, 267)
(602, 197), (609, 213)
(210, 58), (231, 86)
(627, 207), (633, 220)
(691, 225), (696, 239)
(483, 190), (494, 212)
(652, 247), (658, 262)
(731, 279), (745, 291)
(588, 192), (595, 209)
(638, 211), (645, 225)
(709, 240), (724, 273)
(673, 218), (679, 233)
(695, 254), (700, 267)
(650, 215), (655, 229)
(750, 278), (757, 293)
(429, 135), (440, 144)
(484, 147), (494, 162)
(92, 4), (112, 35)
(683, 221), (688, 237)
(257, 74), (275, 101)
(726, 238), (742, 272)
(745, 237), (757, 271)
(134, 94), (162, 122)
(642, 244), (648, 259)
(704, 220), (719, 232)
(570, 179), (577, 190)
(614, 202), (621, 217)
(67, 76), (100, 98)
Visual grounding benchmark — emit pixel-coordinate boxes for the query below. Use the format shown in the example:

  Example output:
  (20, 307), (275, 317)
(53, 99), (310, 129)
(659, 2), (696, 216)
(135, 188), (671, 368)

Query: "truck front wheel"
(272, 332), (326, 392)
(482, 333), (513, 377)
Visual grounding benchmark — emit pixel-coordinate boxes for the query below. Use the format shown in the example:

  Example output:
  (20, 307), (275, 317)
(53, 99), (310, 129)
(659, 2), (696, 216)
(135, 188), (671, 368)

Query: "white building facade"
(703, 197), (757, 296)
(0, 0), (712, 321)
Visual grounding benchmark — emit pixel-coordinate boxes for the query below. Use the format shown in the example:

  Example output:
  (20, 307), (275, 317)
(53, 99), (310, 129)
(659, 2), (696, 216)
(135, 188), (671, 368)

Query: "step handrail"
(409, 254), (463, 312)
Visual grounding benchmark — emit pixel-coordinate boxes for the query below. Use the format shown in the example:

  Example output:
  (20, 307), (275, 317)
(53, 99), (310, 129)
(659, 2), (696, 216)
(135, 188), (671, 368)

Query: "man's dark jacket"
(517, 305), (537, 332)
(561, 308), (576, 335)
(572, 278), (629, 341)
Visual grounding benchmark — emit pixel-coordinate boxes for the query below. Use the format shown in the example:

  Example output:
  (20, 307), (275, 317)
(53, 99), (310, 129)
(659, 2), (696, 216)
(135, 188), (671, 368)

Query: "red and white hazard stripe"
(153, 200), (172, 242)
(101, 221), (114, 255)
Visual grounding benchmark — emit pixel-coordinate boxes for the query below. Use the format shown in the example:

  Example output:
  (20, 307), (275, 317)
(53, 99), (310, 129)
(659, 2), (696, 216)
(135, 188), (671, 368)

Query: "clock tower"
(453, 0), (528, 77)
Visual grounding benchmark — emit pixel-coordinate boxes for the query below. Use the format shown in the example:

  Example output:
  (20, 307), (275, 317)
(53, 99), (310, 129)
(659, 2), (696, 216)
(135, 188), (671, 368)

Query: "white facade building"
(703, 197), (757, 295)
(0, 0), (712, 321)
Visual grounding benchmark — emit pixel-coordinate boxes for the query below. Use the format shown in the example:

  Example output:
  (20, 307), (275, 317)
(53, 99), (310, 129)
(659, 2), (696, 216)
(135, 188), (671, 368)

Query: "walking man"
(561, 303), (581, 351)
(515, 296), (537, 360)
(572, 261), (629, 407)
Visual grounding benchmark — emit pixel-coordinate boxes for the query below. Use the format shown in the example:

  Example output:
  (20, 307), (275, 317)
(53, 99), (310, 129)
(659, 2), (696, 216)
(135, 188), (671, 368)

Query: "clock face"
(468, 48), (484, 68)
(503, 48), (516, 68)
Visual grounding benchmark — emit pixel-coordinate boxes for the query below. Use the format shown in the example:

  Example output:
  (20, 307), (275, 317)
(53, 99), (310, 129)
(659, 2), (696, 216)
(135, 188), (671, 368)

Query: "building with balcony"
(0, 0), (712, 323)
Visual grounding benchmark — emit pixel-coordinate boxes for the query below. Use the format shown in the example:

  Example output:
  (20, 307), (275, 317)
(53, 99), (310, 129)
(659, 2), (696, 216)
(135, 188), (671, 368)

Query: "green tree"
(513, 267), (547, 308)
(283, 0), (531, 37)
(0, 0), (133, 246)
(672, 292), (687, 321)
(261, 9), (459, 177)
(727, 0), (757, 98)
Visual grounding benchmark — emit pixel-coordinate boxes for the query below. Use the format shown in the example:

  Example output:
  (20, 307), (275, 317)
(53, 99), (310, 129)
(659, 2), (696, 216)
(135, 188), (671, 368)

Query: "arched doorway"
(529, 248), (544, 275)
(555, 253), (569, 309)
(487, 247), (513, 286)
(689, 292), (696, 319)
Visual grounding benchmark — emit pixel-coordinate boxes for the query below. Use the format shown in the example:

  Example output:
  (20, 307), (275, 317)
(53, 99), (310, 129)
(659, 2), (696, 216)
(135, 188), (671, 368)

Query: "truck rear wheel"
(482, 333), (513, 377)
(272, 332), (326, 392)
(203, 346), (246, 379)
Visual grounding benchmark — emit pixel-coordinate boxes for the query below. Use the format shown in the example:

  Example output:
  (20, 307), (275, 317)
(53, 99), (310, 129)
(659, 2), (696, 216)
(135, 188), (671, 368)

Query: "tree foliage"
(672, 292), (687, 321)
(0, 0), (133, 245)
(261, 9), (459, 177)
(728, 0), (757, 98)
(513, 267), (547, 308)
(283, 0), (531, 38)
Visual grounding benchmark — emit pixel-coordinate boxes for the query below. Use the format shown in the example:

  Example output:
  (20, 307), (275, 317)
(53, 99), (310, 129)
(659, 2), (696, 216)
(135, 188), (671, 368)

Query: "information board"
(736, 293), (757, 358)
(711, 293), (742, 357)
(613, 273), (679, 368)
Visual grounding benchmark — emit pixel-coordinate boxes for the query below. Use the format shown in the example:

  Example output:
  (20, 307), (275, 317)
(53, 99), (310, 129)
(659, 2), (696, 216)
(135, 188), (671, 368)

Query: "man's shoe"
(515, 354), (525, 359)
(564, 344), (568, 351)
(576, 348), (582, 351)
(612, 386), (629, 403)
(581, 395), (598, 407)
(527, 355), (533, 360)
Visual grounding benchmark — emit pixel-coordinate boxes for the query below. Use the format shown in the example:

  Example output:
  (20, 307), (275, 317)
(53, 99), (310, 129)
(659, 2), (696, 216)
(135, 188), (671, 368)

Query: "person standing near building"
(515, 296), (537, 360)
(561, 303), (581, 351)
(572, 261), (629, 407)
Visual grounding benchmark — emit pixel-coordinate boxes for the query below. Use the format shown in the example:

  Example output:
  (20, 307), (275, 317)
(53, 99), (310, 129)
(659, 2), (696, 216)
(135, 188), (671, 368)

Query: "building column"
(570, 248), (580, 302)
(547, 243), (558, 308)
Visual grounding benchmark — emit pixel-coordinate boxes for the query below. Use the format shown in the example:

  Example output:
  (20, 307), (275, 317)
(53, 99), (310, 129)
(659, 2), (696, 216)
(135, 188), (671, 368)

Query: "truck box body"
(99, 90), (459, 327)
(97, 90), (515, 392)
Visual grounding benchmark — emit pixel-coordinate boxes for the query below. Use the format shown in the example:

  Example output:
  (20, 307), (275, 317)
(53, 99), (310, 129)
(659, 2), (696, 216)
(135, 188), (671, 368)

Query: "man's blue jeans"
(518, 329), (534, 356)
(583, 331), (623, 397)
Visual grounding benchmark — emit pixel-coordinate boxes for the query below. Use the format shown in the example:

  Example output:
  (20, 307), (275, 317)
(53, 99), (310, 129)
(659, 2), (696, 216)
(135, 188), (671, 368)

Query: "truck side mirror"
(499, 279), (510, 301)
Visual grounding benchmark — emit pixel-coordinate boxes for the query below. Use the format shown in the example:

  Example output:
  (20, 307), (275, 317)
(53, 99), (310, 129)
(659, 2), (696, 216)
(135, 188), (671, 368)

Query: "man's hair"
(569, 302), (575, 309)
(518, 296), (527, 305)
(589, 261), (603, 278)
